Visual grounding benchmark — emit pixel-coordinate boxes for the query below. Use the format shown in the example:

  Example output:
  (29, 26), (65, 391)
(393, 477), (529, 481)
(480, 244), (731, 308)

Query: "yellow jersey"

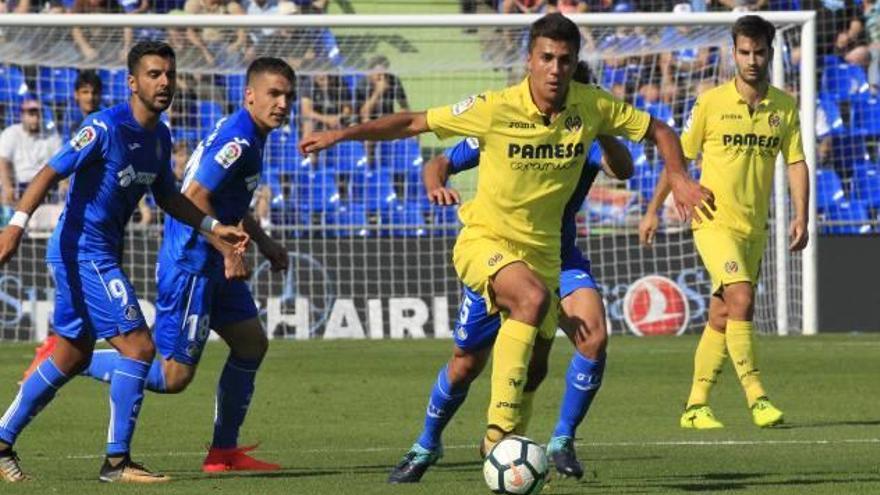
(682, 80), (805, 237)
(426, 78), (650, 258)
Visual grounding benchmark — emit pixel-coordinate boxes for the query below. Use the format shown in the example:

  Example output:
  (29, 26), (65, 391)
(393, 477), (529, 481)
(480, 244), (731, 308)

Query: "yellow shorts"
(693, 227), (766, 296)
(452, 225), (559, 340)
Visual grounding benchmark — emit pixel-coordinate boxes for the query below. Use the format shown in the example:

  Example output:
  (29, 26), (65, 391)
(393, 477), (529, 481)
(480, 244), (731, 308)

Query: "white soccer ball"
(482, 436), (549, 494)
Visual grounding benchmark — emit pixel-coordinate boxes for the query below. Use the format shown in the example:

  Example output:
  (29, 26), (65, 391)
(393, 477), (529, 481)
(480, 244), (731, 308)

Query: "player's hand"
(789, 217), (808, 251)
(427, 186), (460, 206)
(260, 238), (289, 273)
(299, 130), (342, 155)
(0, 226), (24, 266)
(222, 249), (251, 281)
(213, 224), (250, 253)
(668, 172), (715, 223)
(639, 211), (660, 247)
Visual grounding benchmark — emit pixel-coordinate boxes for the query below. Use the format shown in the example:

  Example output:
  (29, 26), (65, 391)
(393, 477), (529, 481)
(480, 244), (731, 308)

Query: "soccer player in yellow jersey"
(301, 13), (711, 452)
(639, 15), (809, 429)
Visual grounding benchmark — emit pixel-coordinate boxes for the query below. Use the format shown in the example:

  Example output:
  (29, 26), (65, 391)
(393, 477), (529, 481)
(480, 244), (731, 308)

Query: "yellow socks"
(512, 391), (535, 436)
(686, 325), (728, 408)
(726, 319), (766, 407)
(486, 319), (536, 436)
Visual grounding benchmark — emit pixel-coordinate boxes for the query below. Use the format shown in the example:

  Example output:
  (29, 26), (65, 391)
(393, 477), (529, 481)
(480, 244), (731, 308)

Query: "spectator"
(0, 96), (62, 207)
(243, 0), (279, 62)
(501, 0), (546, 13)
(659, 3), (713, 102)
(70, 0), (122, 62)
(62, 69), (103, 140)
(184, 0), (247, 67)
(291, 0), (325, 13)
(548, 0), (587, 13)
(300, 73), (353, 139)
(355, 55), (409, 166)
(0, 0), (31, 13)
(803, 0), (867, 62)
(172, 140), (190, 185)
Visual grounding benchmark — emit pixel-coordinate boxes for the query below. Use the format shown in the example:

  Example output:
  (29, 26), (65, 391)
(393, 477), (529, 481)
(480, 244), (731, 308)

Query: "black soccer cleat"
(547, 436), (584, 480)
(387, 444), (442, 484)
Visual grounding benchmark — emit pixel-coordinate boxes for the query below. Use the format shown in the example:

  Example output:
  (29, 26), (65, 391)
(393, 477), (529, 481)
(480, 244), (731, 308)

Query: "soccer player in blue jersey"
(0, 41), (249, 484)
(389, 133), (632, 482)
(79, 57), (295, 473)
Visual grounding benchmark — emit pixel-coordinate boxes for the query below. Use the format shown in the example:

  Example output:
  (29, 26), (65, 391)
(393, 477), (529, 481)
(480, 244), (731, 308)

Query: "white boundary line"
(62, 437), (880, 461)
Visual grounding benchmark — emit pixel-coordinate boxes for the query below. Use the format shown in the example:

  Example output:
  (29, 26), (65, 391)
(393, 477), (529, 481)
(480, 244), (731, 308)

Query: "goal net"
(0, 12), (816, 341)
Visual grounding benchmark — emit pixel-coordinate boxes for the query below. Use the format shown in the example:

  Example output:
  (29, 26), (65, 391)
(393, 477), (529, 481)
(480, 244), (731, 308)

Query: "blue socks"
(0, 358), (70, 446)
(83, 349), (167, 393)
(552, 351), (606, 439)
(212, 354), (261, 449)
(416, 365), (470, 451)
(107, 357), (151, 456)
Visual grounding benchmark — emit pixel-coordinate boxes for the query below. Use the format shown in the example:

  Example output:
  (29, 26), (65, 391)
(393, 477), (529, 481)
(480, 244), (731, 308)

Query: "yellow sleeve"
(680, 95), (707, 160)
(782, 108), (806, 165)
(425, 92), (494, 141)
(595, 89), (651, 143)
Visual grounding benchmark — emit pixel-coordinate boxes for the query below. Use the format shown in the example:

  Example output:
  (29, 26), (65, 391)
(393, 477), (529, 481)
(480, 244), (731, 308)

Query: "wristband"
(8, 211), (29, 229)
(199, 215), (219, 234)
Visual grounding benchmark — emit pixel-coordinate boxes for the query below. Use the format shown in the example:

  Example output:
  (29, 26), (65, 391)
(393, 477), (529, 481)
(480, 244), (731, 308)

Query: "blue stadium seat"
(0, 66), (27, 106)
(387, 200), (427, 238)
(816, 167), (846, 212)
(220, 73), (247, 106)
(427, 203), (459, 237)
(326, 202), (369, 238)
(376, 137), (422, 173)
(295, 167), (340, 214)
(327, 140), (367, 173)
(629, 161), (658, 202)
(38, 66), (78, 105)
(821, 62), (870, 103)
(818, 97), (846, 138)
(197, 100), (224, 132)
(822, 200), (873, 234)
(637, 100), (675, 129)
(350, 169), (397, 213)
(852, 164), (880, 209)
(98, 68), (129, 105)
(829, 135), (870, 174)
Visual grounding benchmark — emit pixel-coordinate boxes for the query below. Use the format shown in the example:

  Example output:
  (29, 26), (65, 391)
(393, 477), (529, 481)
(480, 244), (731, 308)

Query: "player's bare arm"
(242, 213), (288, 272)
(644, 118), (715, 223)
(787, 160), (809, 251)
(422, 154), (460, 206)
(595, 135), (633, 180)
(0, 165), (62, 265)
(638, 169), (669, 247)
(299, 111), (429, 155)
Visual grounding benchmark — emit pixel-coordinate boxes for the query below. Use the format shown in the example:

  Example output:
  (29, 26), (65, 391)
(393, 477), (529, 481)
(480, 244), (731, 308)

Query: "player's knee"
(163, 371), (194, 394)
(576, 319), (608, 358)
(724, 286), (754, 317)
(231, 331), (269, 362)
(512, 284), (550, 325)
(709, 314), (728, 332)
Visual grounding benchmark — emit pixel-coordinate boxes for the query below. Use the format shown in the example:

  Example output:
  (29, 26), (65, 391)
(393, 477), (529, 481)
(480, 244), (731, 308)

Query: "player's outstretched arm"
(787, 160), (809, 251)
(644, 118), (715, 223)
(423, 154), (460, 206)
(0, 165), (62, 265)
(299, 111), (429, 155)
(595, 135), (633, 180)
(639, 169), (671, 247)
(242, 213), (288, 273)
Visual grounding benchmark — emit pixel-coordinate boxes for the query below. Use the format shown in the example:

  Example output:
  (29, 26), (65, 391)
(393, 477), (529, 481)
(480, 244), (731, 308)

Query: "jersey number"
(186, 314), (211, 343)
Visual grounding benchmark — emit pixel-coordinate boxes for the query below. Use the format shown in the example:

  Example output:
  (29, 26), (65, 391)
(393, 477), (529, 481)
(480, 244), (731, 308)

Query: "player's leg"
(548, 284), (608, 479)
(389, 286), (497, 483)
(681, 295), (728, 429)
(203, 280), (278, 472)
(19, 332), (58, 384)
(515, 334), (553, 436)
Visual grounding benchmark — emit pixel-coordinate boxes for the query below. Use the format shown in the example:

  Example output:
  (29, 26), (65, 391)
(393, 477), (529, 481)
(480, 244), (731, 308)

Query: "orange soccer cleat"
(202, 444), (280, 473)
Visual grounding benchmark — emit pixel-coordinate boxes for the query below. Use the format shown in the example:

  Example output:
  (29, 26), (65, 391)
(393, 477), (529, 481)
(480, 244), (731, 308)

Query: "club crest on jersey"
(768, 112), (781, 128)
(724, 261), (739, 274)
(123, 304), (140, 321)
(71, 126), (96, 151)
(214, 141), (243, 169)
(564, 115), (583, 133)
(452, 95), (477, 116)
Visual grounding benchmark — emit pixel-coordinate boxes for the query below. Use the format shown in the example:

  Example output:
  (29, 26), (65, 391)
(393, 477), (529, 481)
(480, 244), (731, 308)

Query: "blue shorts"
(153, 260), (258, 366)
(453, 256), (598, 351)
(50, 260), (147, 341)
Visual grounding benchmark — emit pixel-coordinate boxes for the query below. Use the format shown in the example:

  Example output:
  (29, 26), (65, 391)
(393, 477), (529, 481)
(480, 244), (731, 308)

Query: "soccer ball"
(482, 436), (549, 494)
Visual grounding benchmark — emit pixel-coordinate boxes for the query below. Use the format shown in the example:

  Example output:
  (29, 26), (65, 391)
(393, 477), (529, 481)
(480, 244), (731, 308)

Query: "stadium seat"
(387, 200), (427, 238)
(629, 161), (658, 202)
(326, 202), (369, 238)
(0, 65), (27, 106)
(197, 100), (225, 132)
(815, 167), (846, 212)
(295, 167), (340, 214)
(350, 169), (397, 213)
(821, 62), (870, 103)
(377, 138), (422, 174)
(829, 134), (870, 175)
(37, 66), (78, 105)
(817, 97), (846, 139)
(822, 200), (873, 235)
(220, 73), (247, 106)
(426, 202), (459, 237)
(637, 99), (675, 128)
(328, 140), (367, 173)
(98, 68), (129, 105)
(852, 164), (880, 209)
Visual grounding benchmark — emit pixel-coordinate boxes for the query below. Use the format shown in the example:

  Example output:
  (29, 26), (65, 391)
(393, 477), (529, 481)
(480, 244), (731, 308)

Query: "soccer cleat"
(98, 455), (168, 483)
(202, 444), (280, 473)
(0, 449), (28, 482)
(387, 443), (443, 483)
(751, 397), (784, 428)
(680, 404), (725, 429)
(480, 425), (508, 459)
(546, 436), (584, 479)
(20, 334), (58, 384)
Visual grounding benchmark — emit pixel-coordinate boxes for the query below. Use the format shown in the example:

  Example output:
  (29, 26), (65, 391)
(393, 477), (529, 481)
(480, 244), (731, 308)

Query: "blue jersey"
(444, 138), (603, 262)
(160, 108), (265, 277)
(46, 102), (176, 263)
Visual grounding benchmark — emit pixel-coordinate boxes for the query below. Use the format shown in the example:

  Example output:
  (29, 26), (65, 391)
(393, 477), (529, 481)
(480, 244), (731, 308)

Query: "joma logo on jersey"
(507, 142), (585, 159)
(508, 121), (536, 129)
(722, 134), (780, 148)
(721, 113), (742, 120)
(117, 165), (157, 187)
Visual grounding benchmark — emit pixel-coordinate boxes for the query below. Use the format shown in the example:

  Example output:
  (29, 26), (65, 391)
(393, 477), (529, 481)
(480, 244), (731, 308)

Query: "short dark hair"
(127, 41), (176, 74)
(528, 13), (581, 53)
(246, 57), (296, 86)
(731, 15), (775, 49)
(75, 69), (103, 93)
(572, 61), (594, 84)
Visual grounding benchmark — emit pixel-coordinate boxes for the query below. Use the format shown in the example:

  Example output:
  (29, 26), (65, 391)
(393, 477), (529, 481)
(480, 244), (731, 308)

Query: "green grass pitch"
(0, 334), (878, 494)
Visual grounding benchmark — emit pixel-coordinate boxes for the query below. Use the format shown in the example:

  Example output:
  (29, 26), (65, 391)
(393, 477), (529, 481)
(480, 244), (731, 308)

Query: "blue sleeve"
(48, 119), (109, 178)
(586, 141), (603, 170)
(443, 137), (480, 175)
(193, 137), (249, 192)
(151, 137), (178, 199)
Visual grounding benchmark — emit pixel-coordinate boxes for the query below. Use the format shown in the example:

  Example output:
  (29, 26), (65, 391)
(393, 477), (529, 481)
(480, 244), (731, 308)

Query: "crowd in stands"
(0, 0), (876, 235)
